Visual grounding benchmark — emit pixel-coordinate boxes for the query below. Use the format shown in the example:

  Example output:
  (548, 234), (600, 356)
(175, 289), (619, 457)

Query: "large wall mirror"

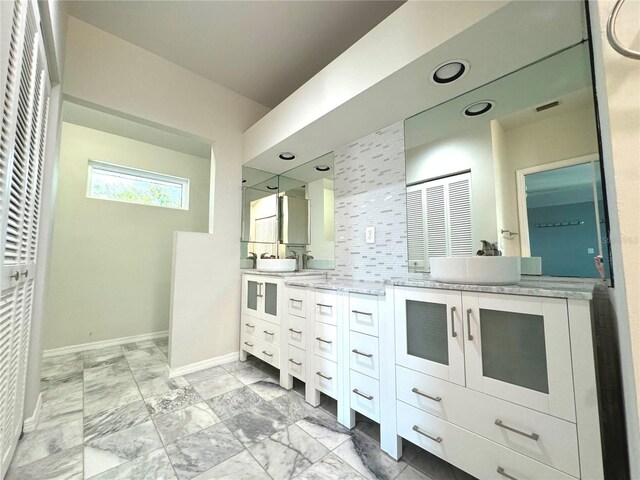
(405, 43), (611, 279)
(241, 152), (334, 269)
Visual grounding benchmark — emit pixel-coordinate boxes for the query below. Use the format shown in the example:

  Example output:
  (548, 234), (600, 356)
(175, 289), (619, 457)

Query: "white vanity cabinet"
(240, 272), (324, 388)
(390, 285), (604, 480)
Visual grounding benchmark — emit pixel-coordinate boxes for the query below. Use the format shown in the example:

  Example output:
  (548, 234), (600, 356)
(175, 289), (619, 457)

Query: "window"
(87, 160), (189, 210)
(407, 171), (472, 271)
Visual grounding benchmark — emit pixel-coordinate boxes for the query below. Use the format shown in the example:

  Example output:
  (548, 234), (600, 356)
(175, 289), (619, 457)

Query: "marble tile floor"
(7, 338), (475, 480)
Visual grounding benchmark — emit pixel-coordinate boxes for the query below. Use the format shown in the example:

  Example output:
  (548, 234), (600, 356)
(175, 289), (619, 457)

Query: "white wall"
(406, 124), (498, 251)
(307, 178), (334, 260)
(60, 17), (270, 368)
(43, 122), (210, 349)
(590, 1), (640, 475)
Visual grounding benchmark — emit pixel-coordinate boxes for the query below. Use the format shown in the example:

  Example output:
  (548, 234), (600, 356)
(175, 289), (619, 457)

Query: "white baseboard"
(23, 393), (42, 433)
(168, 351), (239, 378)
(43, 331), (169, 358)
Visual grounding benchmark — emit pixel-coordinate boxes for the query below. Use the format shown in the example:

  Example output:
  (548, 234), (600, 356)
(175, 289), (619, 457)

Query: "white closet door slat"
(448, 175), (473, 257)
(406, 187), (426, 268)
(425, 184), (447, 259)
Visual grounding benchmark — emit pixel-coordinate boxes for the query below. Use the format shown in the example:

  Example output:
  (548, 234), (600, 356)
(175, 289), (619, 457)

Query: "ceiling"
(65, 1), (404, 108)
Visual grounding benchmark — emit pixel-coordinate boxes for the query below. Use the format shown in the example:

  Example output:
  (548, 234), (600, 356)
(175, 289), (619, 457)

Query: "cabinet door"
(394, 287), (465, 386)
(463, 292), (575, 421)
(241, 275), (262, 318)
(262, 279), (279, 323)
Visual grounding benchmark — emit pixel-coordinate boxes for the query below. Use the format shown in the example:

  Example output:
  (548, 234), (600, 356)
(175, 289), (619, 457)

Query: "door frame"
(516, 153), (600, 257)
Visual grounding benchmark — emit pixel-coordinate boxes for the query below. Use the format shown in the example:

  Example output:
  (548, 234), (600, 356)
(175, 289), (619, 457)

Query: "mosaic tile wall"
(330, 121), (409, 283)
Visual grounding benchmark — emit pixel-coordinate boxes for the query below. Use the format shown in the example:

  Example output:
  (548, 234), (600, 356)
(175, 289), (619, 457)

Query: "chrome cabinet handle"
(412, 425), (442, 443)
(257, 283), (264, 298)
(20, 270), (28, 277)
(262, 351), (273, 357)
(263, 330), (274, 336)
(288, 358), (302, 366)
(317, 303), (332, 309)
(289, 328), (302, 334)
(352, 349), (373, 358)
(9, 271), (19, 281)
(495, 419), (539, 441)
(290, 298), (302, 303)
(316, 337), (332, 344)
(466, 308), (473, 341)
(351, 310), (372, 316)
(244, 341), (254, 347)
(316, 371), (332, 380)
(353, 389), (373, 400)
(411, 387), (441, 402)
(450, 306), (457, 338)
(245, 323), (254, 328)
(497, 467), (519, 480)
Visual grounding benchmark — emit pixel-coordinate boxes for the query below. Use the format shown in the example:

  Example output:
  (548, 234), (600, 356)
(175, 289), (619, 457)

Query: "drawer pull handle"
(244, 341), (254, 347)
(288, 358), (302, 366)
(263, 330), (274, 336)
(352, 349), (373, 358)
(450, 306), (457, 338)
(466, 308), (473, 341)
(353, 389), (373, 400)
(495, 419), (539, 441)
(316, 337), (332, 344)
(352, 310), (372, 316)
(289, 328), (302, 334)
(245, 323), (255, 328)
(290, 298), (303, 303)
(411, 387), (441, 402)
(317, 303), (333, 310)
(412, 425), (442, 443)
(497, 467), (519, 480)
(262, 351), (273, 357)
(316, 371), (332, 381)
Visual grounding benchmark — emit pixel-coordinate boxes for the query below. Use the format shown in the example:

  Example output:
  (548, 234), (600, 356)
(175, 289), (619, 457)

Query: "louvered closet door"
(0, 0), (50, 476)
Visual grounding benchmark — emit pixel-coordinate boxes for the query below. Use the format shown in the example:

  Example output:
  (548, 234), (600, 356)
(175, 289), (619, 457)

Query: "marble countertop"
(284, 280), (386, 296)
(386, 275), (600, 300)
(240, 269), (328, 278)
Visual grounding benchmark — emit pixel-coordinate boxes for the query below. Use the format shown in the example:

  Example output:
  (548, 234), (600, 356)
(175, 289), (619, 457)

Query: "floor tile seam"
(242, 438), (276, 480)
(121, 346), (181, 480)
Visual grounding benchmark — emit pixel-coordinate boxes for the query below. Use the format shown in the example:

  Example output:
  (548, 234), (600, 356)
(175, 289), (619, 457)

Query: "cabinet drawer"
(397, 401), (574, 480)
(287, 286), (307, 318)
(286, 313), (305, 349)
(287, 344), (305, 381)
(314, 290), (338, 325)
(241, 332), (280, 368)
(314, 355), (338, 399)
(350, 370), (380, 422)
(396, 366), (579, 477)
(349, 293), (379, 336)
(349, 331), (379, 379)
(314, 322), (338, 362)
(242, 316), (280, 346)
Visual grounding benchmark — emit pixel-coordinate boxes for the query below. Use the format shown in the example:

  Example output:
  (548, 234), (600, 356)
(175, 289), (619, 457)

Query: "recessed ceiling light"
(315, 165), (331, 172)
(463, 100), (495, 117)
(266, 185), (278, 190)
(279, 152), (296, 160)
(430, 60), (469, 85)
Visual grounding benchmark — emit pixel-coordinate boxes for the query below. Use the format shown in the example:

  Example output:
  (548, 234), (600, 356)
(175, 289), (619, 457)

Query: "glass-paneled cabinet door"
(394, 287), (465, 385)
(463, 292), (575, 421)
(263, 280), (279, 324)
(242, 275), (263, 317)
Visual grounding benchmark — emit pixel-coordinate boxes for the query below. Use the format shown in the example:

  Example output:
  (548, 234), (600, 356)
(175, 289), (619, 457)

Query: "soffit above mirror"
(242, 1), (587, 174)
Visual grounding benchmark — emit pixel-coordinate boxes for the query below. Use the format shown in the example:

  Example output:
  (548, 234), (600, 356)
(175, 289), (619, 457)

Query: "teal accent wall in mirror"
(404, 43), (611, 279)
(241, 152), (334, 270)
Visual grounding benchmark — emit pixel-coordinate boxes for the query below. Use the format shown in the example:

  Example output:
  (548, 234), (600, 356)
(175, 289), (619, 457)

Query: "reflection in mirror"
(405, 43), (611, 278)
(240, 152), (335, 270)
(280, 152), (335, 269)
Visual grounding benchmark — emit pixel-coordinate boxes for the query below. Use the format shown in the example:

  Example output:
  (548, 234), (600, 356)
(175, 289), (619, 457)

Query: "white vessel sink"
(256, 258), (297, 272)
(430, 256), (521, 285)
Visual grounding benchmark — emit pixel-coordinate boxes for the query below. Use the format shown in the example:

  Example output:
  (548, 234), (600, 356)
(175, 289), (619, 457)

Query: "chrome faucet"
(302, 250), (313, 270)
(260, 252), (272, 259)
(247, 252), (257, 269)
(286, 249), (300, 271)
(477, 240), (501, 256)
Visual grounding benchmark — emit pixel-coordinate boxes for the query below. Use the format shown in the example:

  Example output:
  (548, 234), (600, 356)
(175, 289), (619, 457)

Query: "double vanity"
(239, 269), (604, 480)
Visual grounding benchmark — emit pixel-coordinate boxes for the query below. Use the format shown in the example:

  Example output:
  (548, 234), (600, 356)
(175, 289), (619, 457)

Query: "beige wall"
(61, 17), (269, 368)
(590, 1), (640, 475)
(499, 107), (599, 255)
(43, 122), (209, 348)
